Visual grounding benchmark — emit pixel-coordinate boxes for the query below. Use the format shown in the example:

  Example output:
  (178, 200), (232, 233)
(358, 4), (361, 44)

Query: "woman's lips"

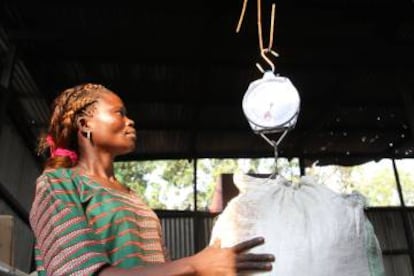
(125, 130), (136, 139)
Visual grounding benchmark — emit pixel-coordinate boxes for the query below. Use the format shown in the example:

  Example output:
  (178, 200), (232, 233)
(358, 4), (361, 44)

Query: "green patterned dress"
(30, 168), (166, 275)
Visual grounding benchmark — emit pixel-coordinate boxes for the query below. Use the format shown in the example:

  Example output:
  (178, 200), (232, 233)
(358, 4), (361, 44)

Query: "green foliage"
(115, 158), (414, 210)
(395, 159), (414, 205)
(196, 159), (239, 210)
(307, 159), (414, 207)
(196, 158), (299, 210)
(115, 158), (299, 210)
(401, 170), (414, 205)
(115, 160), (194, 209)
(114, 161), (155, 197)
(352, 164), (400, 206)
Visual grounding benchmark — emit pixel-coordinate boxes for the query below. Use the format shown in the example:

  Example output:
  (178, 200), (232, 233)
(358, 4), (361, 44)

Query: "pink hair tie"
(46, 134), (55, 148)
(52, 148), (78, 163)
(45, 134), (78, 163)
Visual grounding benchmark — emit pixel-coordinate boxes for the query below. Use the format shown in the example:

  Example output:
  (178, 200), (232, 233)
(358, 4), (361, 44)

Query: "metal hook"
(259, 130), (288, 178)
(271, 141), (279, 178)
(255, 48), (279, 73)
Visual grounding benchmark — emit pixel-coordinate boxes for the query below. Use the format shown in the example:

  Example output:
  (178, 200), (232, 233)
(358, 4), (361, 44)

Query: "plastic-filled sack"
(210, 174), (385, 276)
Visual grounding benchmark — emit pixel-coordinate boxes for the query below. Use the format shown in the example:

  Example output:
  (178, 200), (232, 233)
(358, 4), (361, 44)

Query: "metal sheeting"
(0, 116), (40, 273)
(367, 209), (408, 251)
(0, 202), (33, 274)
(0, 118), (39, 211)
(366, 208), (414, 275)
(0, 27), (49, 165)
(160, 216), (194, 260)
(383, 255), (413, 276)
(157, 210), (217, 260)
(1, 2), (413, 164)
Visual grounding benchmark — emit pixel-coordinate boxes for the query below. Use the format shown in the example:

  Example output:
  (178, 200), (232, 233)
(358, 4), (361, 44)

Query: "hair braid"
(38, 83), (109, 169)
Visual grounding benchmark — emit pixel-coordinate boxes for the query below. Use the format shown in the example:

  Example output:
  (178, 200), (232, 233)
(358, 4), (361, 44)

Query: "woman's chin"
(116, 144), (136, 156)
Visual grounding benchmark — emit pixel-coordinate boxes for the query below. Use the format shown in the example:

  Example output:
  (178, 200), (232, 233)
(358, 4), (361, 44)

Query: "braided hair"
(38, 83), (110, 169)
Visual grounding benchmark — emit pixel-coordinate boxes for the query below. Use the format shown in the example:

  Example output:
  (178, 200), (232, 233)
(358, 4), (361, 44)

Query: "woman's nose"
(126, 117), (135, 127)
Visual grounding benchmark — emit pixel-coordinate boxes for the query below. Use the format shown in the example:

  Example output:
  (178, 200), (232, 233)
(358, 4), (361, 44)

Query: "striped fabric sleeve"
(30, 172), (111, 276)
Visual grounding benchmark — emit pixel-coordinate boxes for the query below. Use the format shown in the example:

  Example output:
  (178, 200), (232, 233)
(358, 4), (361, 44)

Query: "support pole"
(392, 159), (414, 272)
(299, 157), (305, 176)
(192, 158), (205, 253)
(193, 158), (198, 211)
(393, 159), (406, 208)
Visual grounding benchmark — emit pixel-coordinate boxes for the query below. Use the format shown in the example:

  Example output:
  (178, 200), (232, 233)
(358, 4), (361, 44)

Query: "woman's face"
(86, 91), (136, 156)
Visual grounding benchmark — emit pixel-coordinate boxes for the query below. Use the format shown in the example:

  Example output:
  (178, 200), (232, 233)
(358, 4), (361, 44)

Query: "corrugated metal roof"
(1, 0), (413, 165)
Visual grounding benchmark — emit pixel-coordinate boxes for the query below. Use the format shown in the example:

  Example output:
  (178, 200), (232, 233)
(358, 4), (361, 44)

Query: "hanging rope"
(268, 3), (276, 51)
(257, 0), (264, 51)
(236, 0), (278, 72)
(236, 0), (249, 33)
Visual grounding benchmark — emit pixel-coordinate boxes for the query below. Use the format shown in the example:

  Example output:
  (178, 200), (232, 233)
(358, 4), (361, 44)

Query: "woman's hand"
(189, 237), (274, 276)
(232, 237), (275, 273)
(189, 239), (237, 276)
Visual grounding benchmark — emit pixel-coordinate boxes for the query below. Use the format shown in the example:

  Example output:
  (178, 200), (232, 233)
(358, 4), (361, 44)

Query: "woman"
(30, 83), (275, 275)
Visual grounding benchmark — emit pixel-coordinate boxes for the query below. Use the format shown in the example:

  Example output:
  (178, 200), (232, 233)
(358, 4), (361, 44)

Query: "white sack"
(210, 174), (384, 276)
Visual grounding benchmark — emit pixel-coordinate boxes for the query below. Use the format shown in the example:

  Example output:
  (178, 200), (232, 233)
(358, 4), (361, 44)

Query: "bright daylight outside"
(115, 158), (414, 210)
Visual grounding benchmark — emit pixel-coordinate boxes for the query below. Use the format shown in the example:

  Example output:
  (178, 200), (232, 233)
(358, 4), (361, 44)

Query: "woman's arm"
(99, 243), (233, 276)
(98, 257), (197, 276)
(99, 237), (274, 276)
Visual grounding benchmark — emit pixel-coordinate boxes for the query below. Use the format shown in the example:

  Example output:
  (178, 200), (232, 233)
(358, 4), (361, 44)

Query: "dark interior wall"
(0, 115), (40, 273)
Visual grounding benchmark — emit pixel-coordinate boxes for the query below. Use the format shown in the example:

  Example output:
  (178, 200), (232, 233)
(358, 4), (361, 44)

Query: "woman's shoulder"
(37, 167), (79, 186)
(36, 167), (85, 202)
(39, 168), (74, 178)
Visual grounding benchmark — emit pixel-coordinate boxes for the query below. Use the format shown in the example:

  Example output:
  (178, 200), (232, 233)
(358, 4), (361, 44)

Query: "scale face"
(242, 71), (300, 133)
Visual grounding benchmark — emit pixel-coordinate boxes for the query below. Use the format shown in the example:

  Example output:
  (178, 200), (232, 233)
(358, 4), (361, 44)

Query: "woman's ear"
(76, 116), (90, 134)
(77, 116), (94, 143)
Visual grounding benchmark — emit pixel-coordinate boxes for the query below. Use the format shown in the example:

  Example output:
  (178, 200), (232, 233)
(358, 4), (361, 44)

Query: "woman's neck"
(76, 152), (114, 180)
(76, 157), (130, 193)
